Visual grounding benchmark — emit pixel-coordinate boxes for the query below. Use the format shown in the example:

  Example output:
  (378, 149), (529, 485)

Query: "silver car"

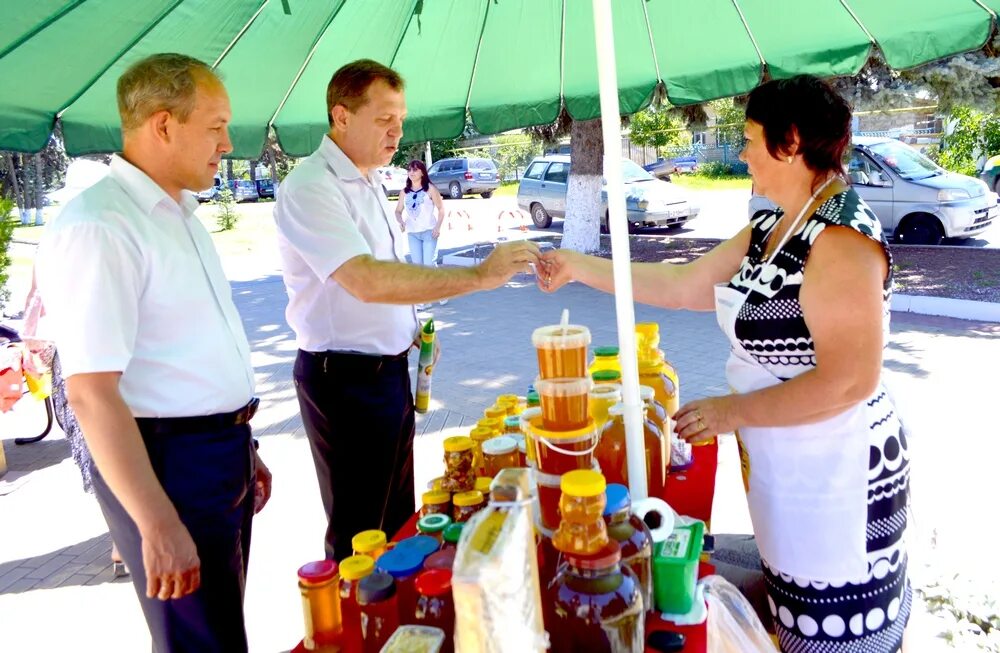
(516, 154), (700, 231)
(749, 137), (998, 244)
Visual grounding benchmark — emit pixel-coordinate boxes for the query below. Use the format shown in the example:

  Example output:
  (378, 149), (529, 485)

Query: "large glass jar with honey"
(596, 404), (665, 498)
(548, 541), (644, 653)
(298, 560), (342, 649)
(603, 483), (653, 613)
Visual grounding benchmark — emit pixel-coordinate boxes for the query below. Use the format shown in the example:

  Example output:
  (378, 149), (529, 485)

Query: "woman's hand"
(432, 227), (441, 239)
(536, 249), (579, 293)
(397, 219), (406, 233)
(674, 395), (739, 444)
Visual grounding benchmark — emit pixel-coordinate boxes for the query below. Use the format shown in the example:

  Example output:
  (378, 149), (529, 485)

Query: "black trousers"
(92, 422), (256, 653)
(294, 349), (416, 561)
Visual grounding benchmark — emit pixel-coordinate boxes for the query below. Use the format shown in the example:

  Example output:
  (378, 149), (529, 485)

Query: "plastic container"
(352, 530), (388, 561)
(528, 415), (599, 477)
(591, 369), (622, 385)
(552, 469), (609, 555)
(652, 520), (705, 615)
(588, 345), (621, 378)
(423, 547), (456, 572)
(515, 436), (527, 467)
(298, 560), (342, 649)
(481, 436), (519, 477)
(532, 324), (591, 379)
(451, 490), (486, 523)
(549, 541), (644, 652)
(395, 534), (440, 563)
(597, 403), (665, 498)
(357, 572), (400, 653)
(496, 394), (521, 416)
(379, 625), (446, 653)
(375, 548), (425, 626)
(588, 383), (622, 433)
(413, 569), (455, 653)
(475, 417), (503, 436)
(416, 513), (452, 544)
(518, 407), (542, 466)
(603, 484), (653, 613)
(640, 385), (671, 478)
(535, 377), (592, 431)
(468, 426), (496, 476)
(339, 555), (376, 652)
(441, 436), (476, 493)
(441, 522), (464, 549)
(420, 490), (452, 518)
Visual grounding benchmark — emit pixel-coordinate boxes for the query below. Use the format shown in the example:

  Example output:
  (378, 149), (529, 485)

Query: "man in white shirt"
(37, 54), (271, 652)
(275, 59), (540, 560)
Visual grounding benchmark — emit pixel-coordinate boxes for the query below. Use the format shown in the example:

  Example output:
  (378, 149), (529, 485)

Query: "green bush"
(213, 187), (238, 231)
(0, 196), (15, 311)
(699, 161), (739, 178)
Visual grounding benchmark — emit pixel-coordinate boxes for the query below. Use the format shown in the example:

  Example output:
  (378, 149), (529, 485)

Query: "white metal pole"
(591, 0), (647, 500)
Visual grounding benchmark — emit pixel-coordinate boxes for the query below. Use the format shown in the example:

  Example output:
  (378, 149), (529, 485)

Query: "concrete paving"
(1, 268), (998, 651)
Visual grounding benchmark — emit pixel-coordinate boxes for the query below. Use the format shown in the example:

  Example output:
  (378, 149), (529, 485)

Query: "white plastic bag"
(703, 575), (778, 653)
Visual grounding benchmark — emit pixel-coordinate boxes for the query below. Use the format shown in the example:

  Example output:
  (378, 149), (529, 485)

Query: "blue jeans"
(408, 229), (439, 266)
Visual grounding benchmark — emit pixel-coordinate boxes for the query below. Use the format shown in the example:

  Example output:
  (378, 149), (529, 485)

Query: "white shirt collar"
(319, 135), (381, 185)
(109, 154), (199, 217)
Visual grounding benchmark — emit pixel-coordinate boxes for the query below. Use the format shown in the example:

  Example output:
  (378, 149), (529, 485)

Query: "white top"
(36, 155), (255, 418)
(401, 188), (438, 233)
(274, 136), (419, 355)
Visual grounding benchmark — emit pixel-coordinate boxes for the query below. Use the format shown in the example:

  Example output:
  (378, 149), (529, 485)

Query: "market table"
(293, 439), (719, 653)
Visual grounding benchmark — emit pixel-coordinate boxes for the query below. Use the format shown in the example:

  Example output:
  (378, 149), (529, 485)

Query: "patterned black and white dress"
(728, 188), (911, 652)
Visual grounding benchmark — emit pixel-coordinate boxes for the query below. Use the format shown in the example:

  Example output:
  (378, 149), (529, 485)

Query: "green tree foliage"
(0, 196), (15, 309)
(213, 187), (239, 231)
(938, 106), (1000, 176)
(627, 107), (686, 149)
(392, 138), (458, 168)
(463, 134), (542, 181)
(710, 98), (746, 147)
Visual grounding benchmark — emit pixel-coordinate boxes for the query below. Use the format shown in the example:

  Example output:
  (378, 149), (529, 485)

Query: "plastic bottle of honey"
(588, 345), (621, 377)
(552, 469), (609, 555)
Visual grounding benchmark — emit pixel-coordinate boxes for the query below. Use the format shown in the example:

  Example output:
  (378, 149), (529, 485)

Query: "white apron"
(714, 181), (869, 582)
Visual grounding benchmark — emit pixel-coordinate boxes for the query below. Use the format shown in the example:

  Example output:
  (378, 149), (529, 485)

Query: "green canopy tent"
(2, 0), (997, 498)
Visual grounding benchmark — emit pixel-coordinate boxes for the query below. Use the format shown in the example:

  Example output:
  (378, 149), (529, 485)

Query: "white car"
(377, 166), (407, 198)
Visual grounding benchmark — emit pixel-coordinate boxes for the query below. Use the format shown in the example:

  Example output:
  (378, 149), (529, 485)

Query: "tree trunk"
(3, 153), (26, 219)
(267, 147), (279, 182)
(225, 159), (234, 182)
(562, 118), (604, 253)
(248, 160), (257, 183)
(34, 154), (44, 225)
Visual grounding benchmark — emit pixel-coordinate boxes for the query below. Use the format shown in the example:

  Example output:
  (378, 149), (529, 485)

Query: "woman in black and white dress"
(538, 75), (909, 652)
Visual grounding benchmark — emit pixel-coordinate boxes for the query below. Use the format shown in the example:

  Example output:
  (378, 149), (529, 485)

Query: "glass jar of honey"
(298, 560), (341, 648)
(441, 436), (476, 493)
(416, 513), (452, 544)
(483, 404), (507, 420)
(481, 435), (519, 477)
(588, 345), (621, 377)
(597, 403), (665, 498)
(552, 469), (609, 555)
(339, 554), (375, 652)
(452, 490), (486, 523)
(420, 490), (452, 518)
(591, 369), (622, 386)
(352, 530), (388, 560)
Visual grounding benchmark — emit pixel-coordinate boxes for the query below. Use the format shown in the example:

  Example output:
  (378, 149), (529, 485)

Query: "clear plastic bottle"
(597, 403), (665, 498)
(588, 345), (621, 377)
(552, 469), (609, 555)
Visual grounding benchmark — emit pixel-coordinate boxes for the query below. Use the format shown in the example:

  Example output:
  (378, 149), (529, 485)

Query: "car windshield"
(866, 140), (941, 181)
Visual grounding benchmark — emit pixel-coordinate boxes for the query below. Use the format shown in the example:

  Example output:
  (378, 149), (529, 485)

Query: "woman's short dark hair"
(326, 58), (404, 127)
(745, 75), (852, 183)
(404, 159), (430, 193)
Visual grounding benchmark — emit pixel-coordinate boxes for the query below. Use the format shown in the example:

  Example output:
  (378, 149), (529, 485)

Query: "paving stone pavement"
(1, 272), (997, 652)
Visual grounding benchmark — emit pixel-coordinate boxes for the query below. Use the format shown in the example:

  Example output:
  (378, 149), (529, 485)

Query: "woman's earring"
(787, 156), (794, 164)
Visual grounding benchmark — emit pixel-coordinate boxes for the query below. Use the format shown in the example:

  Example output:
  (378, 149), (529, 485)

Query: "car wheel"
(895, 214), (943, 245)
(530, 203), (552, 229)
(481, 191), (493, 199)
(449, 182), (462, 199)
(627, 220), (642, 234)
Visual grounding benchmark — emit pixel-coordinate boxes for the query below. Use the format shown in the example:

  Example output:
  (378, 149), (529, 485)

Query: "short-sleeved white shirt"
(274, 136), (419, 355)
(36, 155), (255, 418)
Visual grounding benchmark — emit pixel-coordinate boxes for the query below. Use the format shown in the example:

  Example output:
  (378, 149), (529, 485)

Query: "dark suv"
(254, 178), (275, 200)
(427, 157), (500, 199)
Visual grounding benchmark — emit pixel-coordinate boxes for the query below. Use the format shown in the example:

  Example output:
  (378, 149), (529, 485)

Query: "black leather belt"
(300, 348), (412, 375)
(135, 397), (259, 436)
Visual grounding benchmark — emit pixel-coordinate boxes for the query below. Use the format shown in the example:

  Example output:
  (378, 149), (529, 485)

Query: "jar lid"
(395, 534), (440, 559)
(414, 569), (453, 597)
(592, 369), (622, 382)
(603, 483), (631, 516)
(516, 437), (527, 454)
(590, 383), (622, 401)
(532, 324), (592, 349)
(297, 559), (338, 584)
(483, 405), (506, 419)
(376, 547), (425, 578)
(560, 469), (606, 497)
(519, 407), (541, 431)
(469, 426), (495, 442)
(482, 436), (517, 456)
(422, 490), (451, 506)
(526, 390), (540, 406)
(452, 490), (484, 507)
(503, 415), (521, 430)
(638, 385), (655, 401)
(351, 529), (387, 554)
(443, 435), (474, 452)
(357, 572), (396, 604)
(339, 555), (375, 581)
(565, 540), (622, 570)
(476, 417), (503, 433)
(417, 513), (452, 534)
(424, 548), (457, 571)
(594, 346), (620, 357)
(474, 477), (493, 494)
(443, 522), (465, 544)
(427, 476), (444, 490)
(497, 393), (519, 404)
